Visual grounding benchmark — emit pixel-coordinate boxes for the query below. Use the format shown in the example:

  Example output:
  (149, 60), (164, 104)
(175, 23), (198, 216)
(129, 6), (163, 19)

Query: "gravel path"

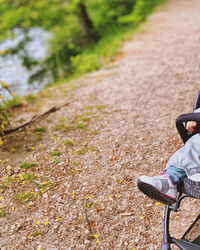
(1, 0), (200, 249)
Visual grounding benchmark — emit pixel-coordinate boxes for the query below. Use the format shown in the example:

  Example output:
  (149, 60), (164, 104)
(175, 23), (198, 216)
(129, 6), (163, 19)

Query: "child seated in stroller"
(138, 109), (200, 205)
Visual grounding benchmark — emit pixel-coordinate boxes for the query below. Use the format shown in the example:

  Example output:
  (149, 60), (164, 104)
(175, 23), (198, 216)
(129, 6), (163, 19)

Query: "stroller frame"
(161, 91), (200, 250)
(161, 193), (200, 250)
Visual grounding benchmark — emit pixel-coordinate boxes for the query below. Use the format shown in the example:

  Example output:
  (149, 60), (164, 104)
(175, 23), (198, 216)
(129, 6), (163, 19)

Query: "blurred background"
(0, 0), (162, 97)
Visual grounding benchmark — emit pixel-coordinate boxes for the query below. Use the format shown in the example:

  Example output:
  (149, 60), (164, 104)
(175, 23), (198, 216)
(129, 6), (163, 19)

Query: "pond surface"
(0, 28), (53, 99)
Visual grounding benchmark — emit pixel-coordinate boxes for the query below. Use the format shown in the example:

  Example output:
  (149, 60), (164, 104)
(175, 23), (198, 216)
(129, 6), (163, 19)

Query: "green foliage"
(0, 81), (17, 144)
(1, 183), (10, 189)
(1, 176), (15, 189)
(33, 127), (46, 133)
(76, 123), (86, 129)
(25, 94), (36, 103)
(76, 144), (97, 155)
(0, 0), (164, 85)
(42, 181), (54, 189)
(71, 53), (101, 76)
(13, 192), (36, 202)
(91, 130), (100, 135)
(87, 0), (135, 34)
(72, 161), (80, 166)
(50, 159), (60, 165)
(85, 201), (93, 208)
(76, 148), (86, 155)
(20, 162), (37, 169)
(133, 0), (164, 21)
(50, 151), (62, 157)
(63, 140), (73, 145)
(0, 209), (6, 217)
(54, 123), (67, 131)
(0, 97), (21, 111)
(33, 230), (43, 236)
(75, 115), (90, 122)
(96, 105), (106, 111)
(118, 0), (164, 24)
(0, 110), (8, 145)
(23, 173), (36, 181)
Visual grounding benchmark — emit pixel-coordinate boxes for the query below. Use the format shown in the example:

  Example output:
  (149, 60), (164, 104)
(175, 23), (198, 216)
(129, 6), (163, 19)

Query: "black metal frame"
(161, 193), (200, 250)
(160, 91), (200, 249)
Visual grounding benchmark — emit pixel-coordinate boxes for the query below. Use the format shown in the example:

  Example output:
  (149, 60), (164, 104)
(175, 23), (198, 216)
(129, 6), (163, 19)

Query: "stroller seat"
(182, 177), (200, 199)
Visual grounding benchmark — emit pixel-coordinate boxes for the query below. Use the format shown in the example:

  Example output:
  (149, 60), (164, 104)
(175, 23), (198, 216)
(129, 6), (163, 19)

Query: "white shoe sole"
(137, 179), (176, 205)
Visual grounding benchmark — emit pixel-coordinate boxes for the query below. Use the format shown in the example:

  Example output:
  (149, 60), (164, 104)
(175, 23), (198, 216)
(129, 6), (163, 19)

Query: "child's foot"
(137, 173), (177, 205)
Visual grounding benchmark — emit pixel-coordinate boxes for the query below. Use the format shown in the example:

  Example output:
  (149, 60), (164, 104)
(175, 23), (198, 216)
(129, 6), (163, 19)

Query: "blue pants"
(166, 166), (187, 184)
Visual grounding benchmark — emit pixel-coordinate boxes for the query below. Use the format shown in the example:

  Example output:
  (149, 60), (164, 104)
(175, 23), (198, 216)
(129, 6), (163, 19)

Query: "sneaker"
(137, 173), (177, 205)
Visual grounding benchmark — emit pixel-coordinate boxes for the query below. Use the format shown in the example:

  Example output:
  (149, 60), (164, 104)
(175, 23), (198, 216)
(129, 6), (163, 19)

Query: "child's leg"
(166, 166), (187, 184)
(137, 134), (200, 204)
(137, 165), (187, 205)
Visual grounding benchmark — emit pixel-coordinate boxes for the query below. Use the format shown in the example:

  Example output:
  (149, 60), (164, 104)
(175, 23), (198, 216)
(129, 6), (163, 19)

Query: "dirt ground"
(1, 0), (200, 249)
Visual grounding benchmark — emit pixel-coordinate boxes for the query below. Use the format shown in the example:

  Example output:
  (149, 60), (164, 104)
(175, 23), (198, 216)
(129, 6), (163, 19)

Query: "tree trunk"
(78, 1), (98, 42)
(79, 1), (94, 35)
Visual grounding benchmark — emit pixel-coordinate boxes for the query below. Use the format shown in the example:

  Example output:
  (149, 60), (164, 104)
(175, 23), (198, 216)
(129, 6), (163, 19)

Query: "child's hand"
(186, 121), (197, 134)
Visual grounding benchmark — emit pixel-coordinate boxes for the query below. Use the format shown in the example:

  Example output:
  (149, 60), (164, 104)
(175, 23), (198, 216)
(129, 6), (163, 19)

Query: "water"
(0, 28), (53, 99)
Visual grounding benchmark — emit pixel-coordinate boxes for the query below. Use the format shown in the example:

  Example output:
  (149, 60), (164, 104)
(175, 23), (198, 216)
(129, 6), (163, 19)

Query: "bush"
(118, 0), (164, 24)
(71, 0), (164, 77)
(71, 53), (101, 76)
(0, 80), (16, 145)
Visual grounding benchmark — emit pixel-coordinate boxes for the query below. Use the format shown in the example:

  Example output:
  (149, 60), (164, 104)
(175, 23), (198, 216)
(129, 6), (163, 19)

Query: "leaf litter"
(1, 0), (200, 249)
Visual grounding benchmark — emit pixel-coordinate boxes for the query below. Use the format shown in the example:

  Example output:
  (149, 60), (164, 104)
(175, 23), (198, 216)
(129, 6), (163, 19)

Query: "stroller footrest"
(192, 235), (200, 245)
(172, 238), (200, 250)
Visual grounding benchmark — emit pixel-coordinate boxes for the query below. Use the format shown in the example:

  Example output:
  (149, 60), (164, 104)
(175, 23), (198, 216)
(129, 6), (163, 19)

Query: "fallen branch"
(4, 100), (71, 135)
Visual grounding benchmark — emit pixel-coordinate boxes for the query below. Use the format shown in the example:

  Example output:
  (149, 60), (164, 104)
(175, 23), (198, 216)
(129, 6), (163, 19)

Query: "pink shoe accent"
(161, 173), (176, 186)
(161, 192), (176, 201)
